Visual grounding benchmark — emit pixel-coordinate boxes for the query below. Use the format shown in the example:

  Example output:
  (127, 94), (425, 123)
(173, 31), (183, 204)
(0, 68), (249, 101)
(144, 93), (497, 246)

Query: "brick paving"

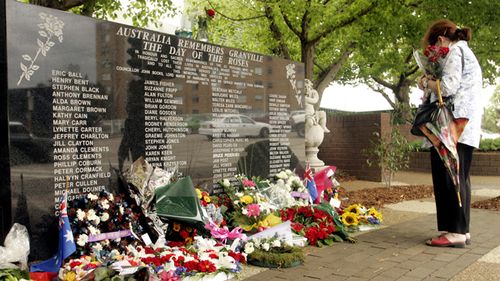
(244, 209), (500, 281)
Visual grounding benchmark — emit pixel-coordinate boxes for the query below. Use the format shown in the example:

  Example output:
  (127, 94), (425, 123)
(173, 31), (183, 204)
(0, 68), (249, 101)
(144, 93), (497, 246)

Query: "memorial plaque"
(0, 0), (305, 258)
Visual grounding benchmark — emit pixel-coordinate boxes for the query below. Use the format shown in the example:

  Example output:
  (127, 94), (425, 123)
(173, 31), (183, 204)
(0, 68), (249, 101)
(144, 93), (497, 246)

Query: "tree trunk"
(301, 40), (315, 80)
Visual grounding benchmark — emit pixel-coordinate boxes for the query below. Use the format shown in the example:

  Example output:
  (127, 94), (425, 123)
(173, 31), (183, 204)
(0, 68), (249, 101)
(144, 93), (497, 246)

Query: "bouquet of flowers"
(280, 206), (338, 247)
(267, 170), (310, 208)
(219, 176), (281, 233)
(339, 204), (382, 231)
(67, 191), (147, 257)
(243, 235), (304, 268)
(414, 45), (450, 101)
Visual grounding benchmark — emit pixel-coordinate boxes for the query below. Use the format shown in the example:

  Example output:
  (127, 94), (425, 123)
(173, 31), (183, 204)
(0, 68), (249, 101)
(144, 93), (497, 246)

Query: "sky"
(320, 83), (496, 112)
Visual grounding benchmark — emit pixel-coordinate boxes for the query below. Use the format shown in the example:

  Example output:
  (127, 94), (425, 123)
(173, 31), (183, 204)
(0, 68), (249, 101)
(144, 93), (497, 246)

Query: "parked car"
(199, 114), (271, 140)
(9, 121), (53, 163)
(289, 110), (305, 137)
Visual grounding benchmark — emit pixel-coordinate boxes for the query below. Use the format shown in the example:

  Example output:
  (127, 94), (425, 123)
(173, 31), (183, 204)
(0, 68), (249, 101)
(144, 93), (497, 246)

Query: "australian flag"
(30, 192), (76, 273)
(304, 164), (318, 202)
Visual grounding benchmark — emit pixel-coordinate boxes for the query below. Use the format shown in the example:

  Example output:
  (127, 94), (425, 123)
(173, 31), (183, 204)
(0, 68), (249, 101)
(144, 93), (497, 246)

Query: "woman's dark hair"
(421, 19), (472, 48)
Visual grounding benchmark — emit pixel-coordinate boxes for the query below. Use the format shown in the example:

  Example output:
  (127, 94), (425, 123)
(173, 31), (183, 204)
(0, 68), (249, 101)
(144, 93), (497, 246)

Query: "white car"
(199, 114), (271, 140)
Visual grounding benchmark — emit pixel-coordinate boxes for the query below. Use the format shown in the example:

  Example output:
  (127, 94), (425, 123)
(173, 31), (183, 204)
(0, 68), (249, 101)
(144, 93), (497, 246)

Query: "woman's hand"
(418, 75), (429, 90)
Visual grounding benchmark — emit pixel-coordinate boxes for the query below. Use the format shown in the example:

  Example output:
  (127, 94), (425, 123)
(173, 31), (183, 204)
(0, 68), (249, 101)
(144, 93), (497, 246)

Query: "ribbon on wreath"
(290, 191), (309, 200)
(205, 220), (247, 243)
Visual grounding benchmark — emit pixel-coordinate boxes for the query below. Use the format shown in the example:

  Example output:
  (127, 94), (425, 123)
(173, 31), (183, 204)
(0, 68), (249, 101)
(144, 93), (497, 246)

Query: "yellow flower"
(63, 271), (77, 281)
(185, 237), (193, 244)
(195, 188), (202, 199)
(240, 195), (254, 205)
(203, 195), (211, 203)
(173, 222), (181, 232)
(368, 207), (383, 222)
(345, 204), (362, 215)
(341, 212), (359, 226)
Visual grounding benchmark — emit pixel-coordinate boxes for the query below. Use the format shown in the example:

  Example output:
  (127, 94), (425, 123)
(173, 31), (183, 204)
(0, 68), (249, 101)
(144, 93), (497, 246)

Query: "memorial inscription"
(1, 0), (305, 255)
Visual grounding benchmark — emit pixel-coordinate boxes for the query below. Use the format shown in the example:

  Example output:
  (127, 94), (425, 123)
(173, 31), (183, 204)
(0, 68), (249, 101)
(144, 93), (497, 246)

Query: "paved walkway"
(242, 172), (500, 280)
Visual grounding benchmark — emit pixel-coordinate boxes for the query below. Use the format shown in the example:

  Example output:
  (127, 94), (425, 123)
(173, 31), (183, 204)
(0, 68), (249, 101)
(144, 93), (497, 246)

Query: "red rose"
(206, 9), (216, 18)
(292, 222), (304, 233)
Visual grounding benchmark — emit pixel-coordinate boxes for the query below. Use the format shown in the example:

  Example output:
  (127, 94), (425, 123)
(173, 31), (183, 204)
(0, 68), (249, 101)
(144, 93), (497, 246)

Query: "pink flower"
(242, 179), (256, 187)
(246, 204), (260, 217)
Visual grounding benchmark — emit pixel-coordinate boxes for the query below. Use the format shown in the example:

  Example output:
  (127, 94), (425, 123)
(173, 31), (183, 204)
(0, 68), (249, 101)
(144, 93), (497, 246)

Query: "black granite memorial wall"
(0, 0), (305, 258)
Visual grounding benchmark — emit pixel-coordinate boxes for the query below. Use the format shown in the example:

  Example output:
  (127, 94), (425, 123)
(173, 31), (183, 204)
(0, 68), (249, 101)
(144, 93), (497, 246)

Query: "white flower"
(215, 252), (237, 270)
(76, 209), (86, 221)
(100, 212), (109, 222)
(194, 236), (216, 252)
(241, 208), (248, 215)
(262, 242), (270, 251)
(271, 239), (281, 248)
(235, 192), (244, 197)
(88, 226), (98, 235)
(253, 239), (261, 248)
(119, 206), (124, 215)
(244, 242), (254, 254)
(108, 194), (114, 201)
(87, 209), (97, 219)
(234, 200), (240, 205)
(285, 169), (293, 176)
(87, 193), (98, 201)
(276, 171), (288, 179)
(77, 234), (88, 246)
(93, 217), (101, 225)
(100, 199), (110, 210)
(92, 243), (103, 252)
(221, 179), (230, 187)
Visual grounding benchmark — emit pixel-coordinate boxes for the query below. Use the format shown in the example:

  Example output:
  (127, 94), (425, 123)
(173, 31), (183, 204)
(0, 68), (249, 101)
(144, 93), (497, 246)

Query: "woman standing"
(418, 19), (483, 247)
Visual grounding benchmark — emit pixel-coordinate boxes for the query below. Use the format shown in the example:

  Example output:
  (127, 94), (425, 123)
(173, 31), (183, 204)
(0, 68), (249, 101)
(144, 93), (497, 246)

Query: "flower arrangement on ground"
(280, 205), (339, 247)
(267, 169), (310, 208)
(340, 204), (383, 231)
(60, 236), (246, 281)
(67, 191), (147, 257)
(219, 176), (281, 232)
(243, 235), (304, 268)
(165, 221), (198, 247)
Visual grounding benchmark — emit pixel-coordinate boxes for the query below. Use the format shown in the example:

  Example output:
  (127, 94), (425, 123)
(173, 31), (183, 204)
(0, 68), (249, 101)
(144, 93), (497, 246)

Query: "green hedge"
(408, 138), (500, 152)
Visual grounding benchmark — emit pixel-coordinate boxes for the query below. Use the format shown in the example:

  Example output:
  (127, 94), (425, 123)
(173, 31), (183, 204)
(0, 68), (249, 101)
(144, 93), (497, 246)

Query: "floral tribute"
(59, 236), (245, 281)
(243, 236), (304, 268)
(267, 169), (310, 208)
(67, 191), (147, 257)
(280, 205), (338, 247)
(339, 204), (383, 231)
(165, 221), (198, 247)
(219, 176), (282, 233)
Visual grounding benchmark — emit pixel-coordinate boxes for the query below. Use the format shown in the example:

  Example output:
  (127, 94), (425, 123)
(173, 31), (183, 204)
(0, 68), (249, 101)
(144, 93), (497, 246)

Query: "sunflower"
(368, 207), (383, 222)
(344, 204), (362, 215)
(341, 212), (359, 227)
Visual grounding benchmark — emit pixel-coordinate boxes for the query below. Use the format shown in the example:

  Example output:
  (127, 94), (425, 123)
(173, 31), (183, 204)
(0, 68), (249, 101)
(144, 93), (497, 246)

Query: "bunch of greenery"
(365, 128), (411, 187)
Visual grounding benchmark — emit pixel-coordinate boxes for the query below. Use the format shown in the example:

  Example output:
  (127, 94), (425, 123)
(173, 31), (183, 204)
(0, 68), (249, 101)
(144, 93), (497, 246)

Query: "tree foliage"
(482, 85), (500, 133)
(24, 0), (177, 27)
(189, 0), (499, 118)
